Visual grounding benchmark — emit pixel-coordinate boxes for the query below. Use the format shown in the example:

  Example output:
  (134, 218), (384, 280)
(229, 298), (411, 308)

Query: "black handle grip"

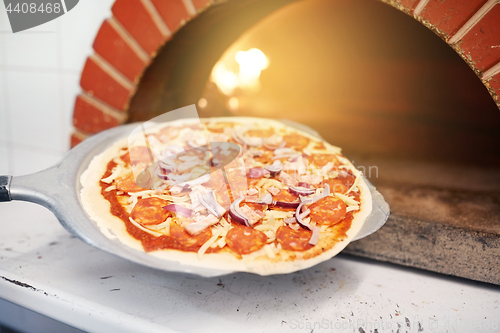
(0, 176), (12, 202)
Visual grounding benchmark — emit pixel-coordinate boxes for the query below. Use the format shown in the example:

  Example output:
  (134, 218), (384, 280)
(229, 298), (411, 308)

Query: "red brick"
(112, 0), (165, 55)
(73, 95), (122, 134)
(80, 57), (133, 110)
(151, 0), (190, 32)
(421, 0), (487, 36)
(394, 0), (420, 11)
(488, 72), (500, 99)
(70, 132), (85, 148)
(191, 0), (210, 10)
(93, 19), (147, 82)
(458, 4), (500, 72)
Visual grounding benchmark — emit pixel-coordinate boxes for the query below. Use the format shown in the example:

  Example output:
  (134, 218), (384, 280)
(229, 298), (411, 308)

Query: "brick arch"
(70, 0), (500, 147)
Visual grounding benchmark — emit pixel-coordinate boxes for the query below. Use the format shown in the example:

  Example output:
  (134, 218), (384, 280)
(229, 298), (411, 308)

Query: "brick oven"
(70, 0), (500, 284)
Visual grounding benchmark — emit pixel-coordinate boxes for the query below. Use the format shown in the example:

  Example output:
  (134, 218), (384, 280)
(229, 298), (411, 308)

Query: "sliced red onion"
(274, 148), (295, 156)
(264, 140), (286, 150)
(161, 145), (185, 157)
(289, 155), (300, 162)
(198, 192), (220, 218)
(283, 217), (296, 224)
(157, 169), (170, 180)
(163, 204), (192, 218)
(229, 197), (250, 227)
(295, 202), (313, 230)
(272, 154), (300, 160)
(297, 182), (311, 188)
(273, 200), (300, 209)
(249, 149), (263, 157)
(182, 173), (211, 187)
(231, 130), (263, 147)
(309, 226), (320, 245)
(187, 138), (206, 148)
(231, 130), (245, 146)
(255, 193), (273, 205)
(298, 208), (311, 219)
(242, 136), (263, 147)
(248, 167), (270, 179)
(159, 159), (177, 170)
(288, 185), (315, 197)
(265, 160), (282, 176)
(166, 173), (192, 184)
(309, 183), (330, 204)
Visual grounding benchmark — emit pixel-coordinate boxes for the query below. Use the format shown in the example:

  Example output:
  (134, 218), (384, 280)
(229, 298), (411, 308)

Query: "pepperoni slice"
(338, 171), (356, 189)
(225, 167), (249, 201)
(284, 133), (310, 150)
(310, 154), (339, 168)
(130, 197), (171, 225)
(246, 128), (275, 138)
(170, 223), (212, 249)
(120, 152), (130, 164)
(114, 172), (148, 192)
(129, 146), (153, 166)
(309, 196), (346, 225)
(159, 126), (180, 140)
(324, 179), (348, 194)
(226, 226), (267, 255)
(276, 226), (313, 251)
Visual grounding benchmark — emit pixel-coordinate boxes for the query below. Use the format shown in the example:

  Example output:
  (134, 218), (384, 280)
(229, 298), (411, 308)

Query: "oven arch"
(70, 0), (500, 146)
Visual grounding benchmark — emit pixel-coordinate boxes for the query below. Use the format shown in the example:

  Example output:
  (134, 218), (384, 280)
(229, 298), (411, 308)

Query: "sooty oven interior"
(101, 0), (500, 284)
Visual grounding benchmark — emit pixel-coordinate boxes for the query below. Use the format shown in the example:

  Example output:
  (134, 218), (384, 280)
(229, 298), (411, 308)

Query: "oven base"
(345, 213), (500, 285)
(345, 157), (500, 285)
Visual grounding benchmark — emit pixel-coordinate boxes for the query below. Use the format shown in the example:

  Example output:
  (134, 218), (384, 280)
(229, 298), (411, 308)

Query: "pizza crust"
(80, 117), (372, 275)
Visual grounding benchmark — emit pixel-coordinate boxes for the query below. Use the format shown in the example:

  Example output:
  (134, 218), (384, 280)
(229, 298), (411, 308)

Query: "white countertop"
(0, 200), (499, 333)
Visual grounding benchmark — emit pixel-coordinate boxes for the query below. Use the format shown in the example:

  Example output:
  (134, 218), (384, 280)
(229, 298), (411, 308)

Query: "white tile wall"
(60, 72), (81, 150)
(3, 21), (59, 70)
(12, 148), (61, 176)
(7, 70), (63, 151)
(59, 1), (115, 72)
(0, 70), (8, 143)
(0, 144), (8, 174)
(0, 0), (115, 176)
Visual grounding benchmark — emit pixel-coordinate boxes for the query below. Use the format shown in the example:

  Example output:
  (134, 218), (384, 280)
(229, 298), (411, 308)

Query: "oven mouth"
(73, 0), (500, 284)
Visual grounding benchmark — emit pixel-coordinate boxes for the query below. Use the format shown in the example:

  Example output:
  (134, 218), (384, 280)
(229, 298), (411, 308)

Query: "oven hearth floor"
(345, 157), (500, 285)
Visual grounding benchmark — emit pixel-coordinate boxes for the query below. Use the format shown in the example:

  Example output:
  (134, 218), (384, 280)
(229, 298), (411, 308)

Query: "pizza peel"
(0, 122), (390, 277)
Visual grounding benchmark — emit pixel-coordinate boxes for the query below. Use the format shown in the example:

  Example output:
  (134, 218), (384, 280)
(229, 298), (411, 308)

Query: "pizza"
(80, 117), (372, 275)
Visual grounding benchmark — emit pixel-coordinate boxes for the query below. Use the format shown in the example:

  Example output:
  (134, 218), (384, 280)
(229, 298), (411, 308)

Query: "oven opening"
(127, 0), (500, 281)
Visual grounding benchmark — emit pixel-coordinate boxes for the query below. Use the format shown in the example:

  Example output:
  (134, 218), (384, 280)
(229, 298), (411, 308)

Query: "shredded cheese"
(264, 244), (276, 258)
(128, 190), (158, 197)
(265, 210), (294, 220)
(146, 217), (171, 235)
(335, 193), (360, 206)
(346, 169), (362, 194)
(346, 205), (360, 212)
(128, 217), (163, 237)
(112, 157), (126, 166)
(149, 194), (190, 203)
(198, 230), (221, 259)
(129, 196), (139, 210)
(255, 178), (285, 190)
(254, 224), (277, 232)
(101, 165), (124, 184)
